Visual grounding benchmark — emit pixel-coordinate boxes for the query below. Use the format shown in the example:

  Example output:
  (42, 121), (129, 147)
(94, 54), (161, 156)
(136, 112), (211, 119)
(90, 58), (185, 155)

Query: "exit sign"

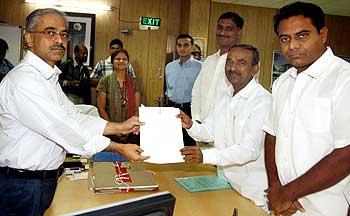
(139, 17), (161, 30)
(141, 17), (161, 27)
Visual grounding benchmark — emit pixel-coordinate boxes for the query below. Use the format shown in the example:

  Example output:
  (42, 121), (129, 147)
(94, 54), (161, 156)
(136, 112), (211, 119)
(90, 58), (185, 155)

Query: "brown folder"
(89, 162), (158, 193)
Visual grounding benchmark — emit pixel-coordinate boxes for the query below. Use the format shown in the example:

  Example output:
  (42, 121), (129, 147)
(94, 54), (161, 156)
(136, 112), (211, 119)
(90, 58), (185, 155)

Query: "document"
(175, 175), (232, 192)
(139, 106), (184, 164)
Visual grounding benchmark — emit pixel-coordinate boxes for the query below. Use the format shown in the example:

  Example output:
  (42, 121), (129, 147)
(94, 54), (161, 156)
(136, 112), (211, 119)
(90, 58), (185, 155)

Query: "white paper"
(139, 106), (184, 164)
(67, 172), (88, 180)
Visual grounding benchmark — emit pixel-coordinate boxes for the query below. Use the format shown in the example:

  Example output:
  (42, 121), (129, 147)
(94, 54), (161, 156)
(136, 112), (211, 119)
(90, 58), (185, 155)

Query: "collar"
(289, 47), (333, 79)
(23, 50), (61, 80)
(178, 56), (193, 66)
(215, 50), (221, 57)
(73, 57), (80, 67)
(0, 59), (9, 67)
(106, 56), (112, 63)
(226, 78), (259, 99)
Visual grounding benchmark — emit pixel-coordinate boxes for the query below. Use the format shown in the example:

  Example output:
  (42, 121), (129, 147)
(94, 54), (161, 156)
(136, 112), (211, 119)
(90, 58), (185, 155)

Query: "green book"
(175, 175), (231, 192)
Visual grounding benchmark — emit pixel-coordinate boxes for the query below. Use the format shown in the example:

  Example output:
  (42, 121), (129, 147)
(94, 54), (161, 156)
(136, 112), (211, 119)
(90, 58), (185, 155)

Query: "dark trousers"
(168, 100), (196, 146)
(0, 168), (60, 216)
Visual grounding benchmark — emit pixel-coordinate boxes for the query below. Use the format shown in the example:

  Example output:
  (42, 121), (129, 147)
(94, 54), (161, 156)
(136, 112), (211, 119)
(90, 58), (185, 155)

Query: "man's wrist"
(188, 119), (193, 129)
(283, 182), (298, 201)
(107, 122), (123, 135)
(105, 141), (122, 154)
(267, 174), (282, 188)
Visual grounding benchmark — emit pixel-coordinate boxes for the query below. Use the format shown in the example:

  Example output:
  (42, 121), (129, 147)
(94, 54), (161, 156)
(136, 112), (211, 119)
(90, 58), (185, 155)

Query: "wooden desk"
(45, 163), (268, 216)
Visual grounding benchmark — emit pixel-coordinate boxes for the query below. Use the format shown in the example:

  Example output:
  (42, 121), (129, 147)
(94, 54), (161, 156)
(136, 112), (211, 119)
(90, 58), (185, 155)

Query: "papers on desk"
(175, 175), (232, 192)
(139, 106), (184, 164)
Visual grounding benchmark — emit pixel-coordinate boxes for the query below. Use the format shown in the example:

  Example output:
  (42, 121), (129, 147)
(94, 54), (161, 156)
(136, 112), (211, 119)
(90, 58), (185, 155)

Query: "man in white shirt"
(264, 2), (350, 216)
(0, 8), (148, 216)
(191, 12), (244, 122)
(179, 44), (271, 208)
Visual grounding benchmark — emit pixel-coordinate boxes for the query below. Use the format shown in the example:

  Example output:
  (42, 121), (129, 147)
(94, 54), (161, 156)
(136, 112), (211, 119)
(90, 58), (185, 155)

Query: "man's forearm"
(265, 133), (281, 187)
(104, 141), (125, 153)
(103, 122), (122, 135)
(284, 145), (350, 201)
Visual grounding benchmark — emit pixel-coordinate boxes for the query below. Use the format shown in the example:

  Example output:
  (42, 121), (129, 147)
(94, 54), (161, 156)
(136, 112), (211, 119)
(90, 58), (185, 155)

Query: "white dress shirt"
(188, 79), (272, 207)
(263, 47), (350, 216)
(0, 51), (110, 171)
(344, 182), (350, 205)
(191, 50), (230, 121)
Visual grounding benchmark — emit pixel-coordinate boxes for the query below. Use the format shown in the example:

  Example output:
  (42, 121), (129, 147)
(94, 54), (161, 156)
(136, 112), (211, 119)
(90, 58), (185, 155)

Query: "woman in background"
(97, 49), (141, 143)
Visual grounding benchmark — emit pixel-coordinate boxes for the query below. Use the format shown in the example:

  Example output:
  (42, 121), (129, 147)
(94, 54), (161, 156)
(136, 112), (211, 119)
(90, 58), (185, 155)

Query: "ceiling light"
(24, 0), (111, 11)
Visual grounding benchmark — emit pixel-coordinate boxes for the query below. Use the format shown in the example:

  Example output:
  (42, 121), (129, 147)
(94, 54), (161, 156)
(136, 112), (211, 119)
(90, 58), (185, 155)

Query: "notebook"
(89, 162), (158, 193)
(175, 175), (231, 192)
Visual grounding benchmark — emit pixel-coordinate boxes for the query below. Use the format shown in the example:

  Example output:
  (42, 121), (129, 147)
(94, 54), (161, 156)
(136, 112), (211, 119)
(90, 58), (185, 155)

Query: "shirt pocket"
(301, 98), (331, 133)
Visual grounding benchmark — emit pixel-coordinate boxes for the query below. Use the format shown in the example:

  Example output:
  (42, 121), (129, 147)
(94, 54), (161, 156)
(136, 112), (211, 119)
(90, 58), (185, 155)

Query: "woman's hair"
(111, 49), (129, 63)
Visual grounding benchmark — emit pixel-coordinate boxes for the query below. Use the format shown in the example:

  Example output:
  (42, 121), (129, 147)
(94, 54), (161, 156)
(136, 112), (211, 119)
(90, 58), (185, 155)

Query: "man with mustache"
(179, 44), (271, 209)
(264, 2), (350, 215)
(191, 12), (244, 122)
(59, 44), (91, 104)
(0, 8), (148, 216)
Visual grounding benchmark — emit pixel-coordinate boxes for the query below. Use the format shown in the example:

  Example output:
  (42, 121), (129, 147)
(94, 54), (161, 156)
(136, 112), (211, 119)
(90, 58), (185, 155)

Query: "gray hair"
(25, 8), (67, 31)
(228, 44), (259, 65)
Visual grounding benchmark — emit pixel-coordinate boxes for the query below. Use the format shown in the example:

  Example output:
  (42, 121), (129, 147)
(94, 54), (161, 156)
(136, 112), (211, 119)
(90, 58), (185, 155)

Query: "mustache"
(50, 44), (65, 51)
(226, 70), (240, 77)
(217, 34), (230, 38)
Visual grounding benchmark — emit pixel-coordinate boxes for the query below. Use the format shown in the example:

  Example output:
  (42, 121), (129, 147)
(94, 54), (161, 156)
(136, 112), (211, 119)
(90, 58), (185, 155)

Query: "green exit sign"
(140, 17), (161, 27)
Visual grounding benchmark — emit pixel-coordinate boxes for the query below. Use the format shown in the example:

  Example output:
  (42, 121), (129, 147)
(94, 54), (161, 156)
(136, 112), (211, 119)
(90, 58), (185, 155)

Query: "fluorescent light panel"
(24, 0), (112, 11)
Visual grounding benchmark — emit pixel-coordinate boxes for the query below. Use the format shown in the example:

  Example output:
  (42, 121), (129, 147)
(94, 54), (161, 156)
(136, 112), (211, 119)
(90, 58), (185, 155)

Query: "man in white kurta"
(191, 12), (244, 121)
(264, 2), (350, 216)
(264, 47), (350, 216)
(180, 45), (271, 207)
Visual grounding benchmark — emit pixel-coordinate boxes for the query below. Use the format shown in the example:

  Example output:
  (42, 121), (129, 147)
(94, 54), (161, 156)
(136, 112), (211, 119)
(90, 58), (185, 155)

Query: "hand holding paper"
(180, 146), (203, 163)
(119, 116), (143, 135)
(177, 110), (193, 129)
(105, 142), (149, 162)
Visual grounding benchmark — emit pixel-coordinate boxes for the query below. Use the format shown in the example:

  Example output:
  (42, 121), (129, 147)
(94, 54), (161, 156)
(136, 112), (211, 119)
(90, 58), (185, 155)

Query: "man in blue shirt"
(165, 34), (202, 146)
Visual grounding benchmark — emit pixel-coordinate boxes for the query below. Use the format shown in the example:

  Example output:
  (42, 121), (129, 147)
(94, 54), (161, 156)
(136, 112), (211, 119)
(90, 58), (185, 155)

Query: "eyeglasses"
(28, 30), (70, 41)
